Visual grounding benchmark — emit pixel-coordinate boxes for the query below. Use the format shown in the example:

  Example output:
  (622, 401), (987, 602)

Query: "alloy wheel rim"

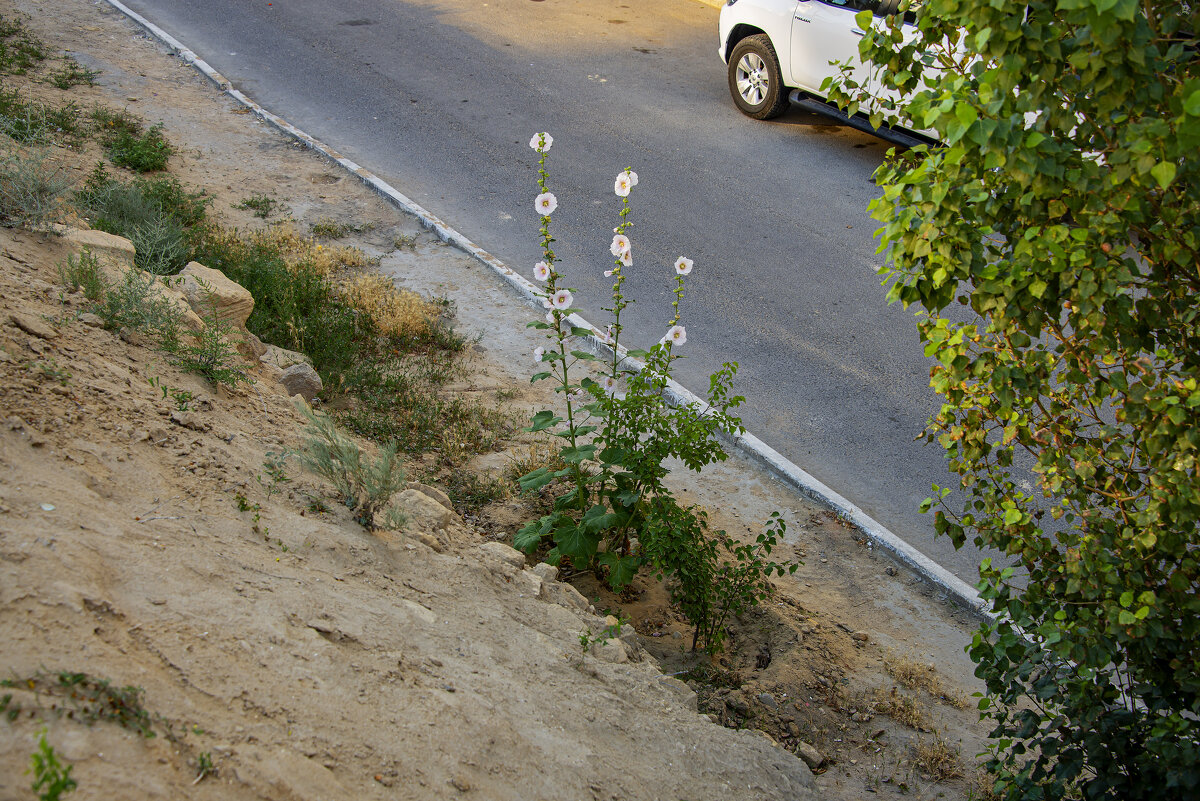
(735, 53), (768, 106)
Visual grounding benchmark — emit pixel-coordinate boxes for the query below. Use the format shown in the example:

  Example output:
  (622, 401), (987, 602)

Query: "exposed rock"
(530, 561), (558, 583)
(852, 631), (869, 642)
(280, 363), (322, 401)
(409, 530), (448, 553)
(261, 344), (312, 371)
(592, 638), (628, 664)
(400, 488), (456, 532)
(544, 580), (590, 612)
(232, 746), (347, 801)
(476, 541), (525, 570)
(77, 313), (104, 328)
(178, 261), (255, 328)
(758, 692), (779, 711)
(8, 312), (57, 340)
(513, 569), (543, 598)
(795, 741), (825, 771)
(406, 481), (453, 511)
(244, 330), (268, 358)
(61, 228), (135, 271)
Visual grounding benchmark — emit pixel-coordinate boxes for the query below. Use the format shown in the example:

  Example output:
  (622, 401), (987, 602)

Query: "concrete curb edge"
(103, 0), (989, 618)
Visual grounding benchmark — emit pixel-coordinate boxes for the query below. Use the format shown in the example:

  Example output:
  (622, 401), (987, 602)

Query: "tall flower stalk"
(518, 134), (795, 650)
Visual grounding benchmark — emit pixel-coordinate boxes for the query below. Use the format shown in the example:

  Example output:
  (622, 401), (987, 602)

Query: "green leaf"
(560, 444), (597, 464)
(528, 410), (562, 432)
(518, 466), (555, 493)
(554, 523), (598, 562)
(514, 522), (545, 552)
(1151, 161), (1177, 189)
(1185, 88), (1200, 117)
(597, 551), (642, 590)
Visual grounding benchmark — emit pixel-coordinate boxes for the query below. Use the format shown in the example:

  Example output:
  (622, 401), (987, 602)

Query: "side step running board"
(787, 90), (939, 149)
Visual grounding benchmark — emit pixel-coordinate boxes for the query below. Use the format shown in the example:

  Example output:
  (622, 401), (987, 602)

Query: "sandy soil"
(1, 1), (994, 799)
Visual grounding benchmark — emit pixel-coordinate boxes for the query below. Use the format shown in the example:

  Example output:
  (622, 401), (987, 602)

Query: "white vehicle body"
(718, 0), (931, 141)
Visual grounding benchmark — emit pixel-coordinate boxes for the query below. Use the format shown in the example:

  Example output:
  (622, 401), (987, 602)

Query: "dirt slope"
(1, 1), (994, 799)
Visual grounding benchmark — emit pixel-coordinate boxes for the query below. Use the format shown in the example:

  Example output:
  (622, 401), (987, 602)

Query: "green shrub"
(56, 249), (108, 302)
(0, 14), (47, 75)
(47, 56), (99, 90)
(28, 730), (76, 801)
(0, 90), (84, 145)
(297, 407), (407, 530)
(235, 193), (279, 219)
(0, 146), (73, 232)
(102, 120), (172, 173)
(130, 213), (188, 275)
(91, 267), (181, 350)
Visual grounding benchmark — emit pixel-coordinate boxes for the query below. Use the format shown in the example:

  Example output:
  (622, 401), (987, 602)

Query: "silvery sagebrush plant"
(515, 133), (795, 651)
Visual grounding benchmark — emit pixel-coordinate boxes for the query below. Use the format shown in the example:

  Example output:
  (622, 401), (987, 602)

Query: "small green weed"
(0, 14), (48, 75)
(103, 120), (172, 173)
(146, 373), (194, 411)
(193, 751), (215, 784)
(57, 250), (108, 301)
(392, 232), (419, 250)
(48, 56), (100, 89)
(256, 451), (291, 500)
(28, 730), (76, 801)
(236, 193), (279, 219)
(309, 218), (352, 238)
(3, 671), (158, 738)
(171, 291), (251, 389)
(0, 146), (74, 231)
(297, 407), (407, 530)
(28, 358), (71, 385)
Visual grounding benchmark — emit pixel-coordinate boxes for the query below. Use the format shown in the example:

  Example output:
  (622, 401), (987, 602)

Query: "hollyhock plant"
(535, 192), (558, 216)
(674, 257), (693, 276)
(534, 261), (551, 282)
(529, 132), (553, 152)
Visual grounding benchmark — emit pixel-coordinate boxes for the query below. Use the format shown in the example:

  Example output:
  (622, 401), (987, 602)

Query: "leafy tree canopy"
(831, 2), (1200, 798)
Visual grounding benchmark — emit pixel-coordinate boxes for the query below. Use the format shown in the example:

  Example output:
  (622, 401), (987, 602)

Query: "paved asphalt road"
(117, 0), (989, 583)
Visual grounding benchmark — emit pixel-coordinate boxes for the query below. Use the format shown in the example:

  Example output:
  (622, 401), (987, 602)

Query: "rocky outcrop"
(177, 261), (254, 328)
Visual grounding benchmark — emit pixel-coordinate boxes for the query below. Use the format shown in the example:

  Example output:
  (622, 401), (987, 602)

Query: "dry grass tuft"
(884, 650), (942, 693)
(340, 273), (439, 340)
(249, 223), (376, 274)
(873, 687), (927, 730)
(505, 440), (568, 483)
(912, 735), (964, 781)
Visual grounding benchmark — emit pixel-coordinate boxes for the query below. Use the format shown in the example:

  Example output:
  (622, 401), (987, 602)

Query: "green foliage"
(57, 250), (108, 301)
(170, 288), (252, 389)
(0, 146), (73, 232)
(98, 116), (172, 173)
(89, 265), (182, 351)
(515, 142), (794, 651)
(830, 2), (1200, 798)
(296, 406), (408, 530)
(5, 672), (158, 737)
(0, 14), (47, 75)
(28, 731), (76, 801)
(0, 90), (85, 145)
(75, 165), (208, 275)
(236, 193), (280, 219)
(48, 56), (100, 90)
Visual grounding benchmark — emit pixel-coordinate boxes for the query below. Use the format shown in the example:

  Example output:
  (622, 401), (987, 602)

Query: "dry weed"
(505, 440), (567, 483)
(340, 273), (439, 340)
(884, 650), (942, 694)
(873, 687), (927, 730)
(912, 735), (964, 781)
(249, 223), (375, 274)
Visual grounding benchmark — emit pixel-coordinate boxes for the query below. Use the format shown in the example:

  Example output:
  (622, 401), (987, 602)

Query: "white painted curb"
(102, 0), (989, 618)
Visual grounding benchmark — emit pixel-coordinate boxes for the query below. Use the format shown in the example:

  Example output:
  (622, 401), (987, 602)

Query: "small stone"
(851, 712), (872, 723)
(795, 741), (825, 771)
(725, 694), (750, 715)
(280, 363), (322, 401)
(604, 615), (619, 628)
(476, 541), (525, 570)
(9, 313), (57, 340)
(77, 313), (105, 328)
(852, 631), (869, 642)
(758, 692), (779, 710)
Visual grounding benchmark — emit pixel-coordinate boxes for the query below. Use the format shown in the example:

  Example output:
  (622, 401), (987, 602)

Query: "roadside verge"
(101, 0), (987, 618)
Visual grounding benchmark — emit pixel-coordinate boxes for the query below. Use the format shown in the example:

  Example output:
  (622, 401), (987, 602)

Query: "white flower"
(534, 346), (545, 363)
(661, 325), (687, 346)
(673, 256), (693, 276)
(623, 169), (639, 186)
(545, 311), (558, 326)
(529, 132), (553, 152)
(610, 234), (631, 257)
(619, 249), (632, 267)
(533, 261), (551, 282)
(614, 172), (632, 197)
(541, 296), (552, 309)
(551, 289), (574, 310)
(535, 192), (558, 216)
(603, 269), (614, 278)
(602, 375), (618, 395)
